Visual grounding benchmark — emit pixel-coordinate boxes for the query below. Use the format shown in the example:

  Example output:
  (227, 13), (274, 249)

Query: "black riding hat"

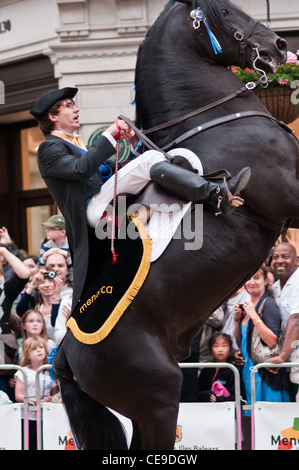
(30, 87), (78, 120)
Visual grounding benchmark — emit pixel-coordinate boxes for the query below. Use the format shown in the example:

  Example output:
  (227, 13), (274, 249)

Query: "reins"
(119, 76), (266, 160)
(119, 105), (290, 160)
(141, 80), (263, 136)
(161, 111), (289, 151)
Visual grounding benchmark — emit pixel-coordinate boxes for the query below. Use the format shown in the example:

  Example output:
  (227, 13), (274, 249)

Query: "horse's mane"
(191, 0), (240, 28)
(146, 0), (239, 37)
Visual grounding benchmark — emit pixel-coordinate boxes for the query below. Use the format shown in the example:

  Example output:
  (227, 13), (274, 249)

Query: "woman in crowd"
(16, 268), (63, 341)
(234, 265), (291, 412)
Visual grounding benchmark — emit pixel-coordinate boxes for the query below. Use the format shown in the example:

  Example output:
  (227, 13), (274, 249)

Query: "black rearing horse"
(53, 0), (299, 449)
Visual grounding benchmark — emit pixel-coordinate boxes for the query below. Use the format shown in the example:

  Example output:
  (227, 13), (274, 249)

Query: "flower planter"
(257, 86), (299, 124)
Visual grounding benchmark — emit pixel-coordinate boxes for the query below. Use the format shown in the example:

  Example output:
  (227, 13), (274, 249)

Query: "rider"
(31, 87), (251, 305)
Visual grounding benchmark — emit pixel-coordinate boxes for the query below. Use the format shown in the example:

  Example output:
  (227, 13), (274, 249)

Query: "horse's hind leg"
(129, 421), (142, 450)
(53, 339), (128, 450)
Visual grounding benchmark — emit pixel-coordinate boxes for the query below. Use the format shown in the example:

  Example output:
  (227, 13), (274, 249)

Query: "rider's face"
(50, 99), (80, 134)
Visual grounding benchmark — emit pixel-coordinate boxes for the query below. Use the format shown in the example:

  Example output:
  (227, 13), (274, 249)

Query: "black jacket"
(38, 133), (116, 307)
(198, 366), (235, 402)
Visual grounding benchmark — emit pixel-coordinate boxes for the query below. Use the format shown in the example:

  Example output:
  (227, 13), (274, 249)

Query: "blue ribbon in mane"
(192, 8), (222, 55)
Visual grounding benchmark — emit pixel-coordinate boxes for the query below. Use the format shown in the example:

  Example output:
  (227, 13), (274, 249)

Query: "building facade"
(0, 0), (299, 254)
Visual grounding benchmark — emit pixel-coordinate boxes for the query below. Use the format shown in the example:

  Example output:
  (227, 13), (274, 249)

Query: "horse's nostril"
(276, 38), (287, 52)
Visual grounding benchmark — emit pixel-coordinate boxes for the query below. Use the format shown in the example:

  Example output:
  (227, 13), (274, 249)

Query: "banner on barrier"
(174, 402), (236, 450)
(0, 404), (22, 450)
(42, 402), (236, 450)
(254, 402), (299, 450)
(42, 403), (78, 450)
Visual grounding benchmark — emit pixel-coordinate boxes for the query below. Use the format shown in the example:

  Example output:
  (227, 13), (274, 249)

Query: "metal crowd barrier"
(250, 362), (299, 450)
(179, 362), (242, 450)
(35, 364), (53, 451)
(1, 361), (298, 450)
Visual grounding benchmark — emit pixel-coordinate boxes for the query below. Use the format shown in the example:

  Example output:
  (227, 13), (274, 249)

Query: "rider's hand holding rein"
(106, 120), (138, 147)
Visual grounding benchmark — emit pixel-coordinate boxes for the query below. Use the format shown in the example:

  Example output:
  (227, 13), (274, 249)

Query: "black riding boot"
(149, 162), (251, 215)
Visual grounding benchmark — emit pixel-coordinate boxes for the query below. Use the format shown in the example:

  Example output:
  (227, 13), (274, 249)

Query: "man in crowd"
(268, 242), (299, 391)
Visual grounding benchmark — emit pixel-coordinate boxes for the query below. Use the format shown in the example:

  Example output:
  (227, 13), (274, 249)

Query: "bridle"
(232, 18), (268, 86)
(190, 7), (269, 85)
(232, 17), (259, 69)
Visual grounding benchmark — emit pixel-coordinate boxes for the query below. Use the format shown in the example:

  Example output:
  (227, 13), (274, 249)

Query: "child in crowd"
(14, 336), (59, 449)
(198, 332), (235, 402)
(39, 215), (72, 275)
(18, 309), (57, 360)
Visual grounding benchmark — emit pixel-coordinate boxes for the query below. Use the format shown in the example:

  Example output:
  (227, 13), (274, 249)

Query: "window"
(20, 126), (46, 190)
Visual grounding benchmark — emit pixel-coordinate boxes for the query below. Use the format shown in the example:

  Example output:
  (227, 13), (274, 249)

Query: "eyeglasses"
(57, 101), (76, 112)
(45, 227), (63, 231)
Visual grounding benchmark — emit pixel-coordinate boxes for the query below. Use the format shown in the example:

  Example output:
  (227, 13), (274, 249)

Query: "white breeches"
(86, 148), (203, 228)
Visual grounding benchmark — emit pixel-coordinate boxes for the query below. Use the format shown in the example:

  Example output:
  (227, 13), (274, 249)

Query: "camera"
(44, 270), (56, 280)
(239, 304), (245, 312)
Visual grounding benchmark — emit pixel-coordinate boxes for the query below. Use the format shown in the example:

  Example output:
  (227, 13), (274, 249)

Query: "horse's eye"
(222, 9), (229, 17)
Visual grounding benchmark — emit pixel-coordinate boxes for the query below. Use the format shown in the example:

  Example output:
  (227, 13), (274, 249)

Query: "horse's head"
(178, 0), (287, 74)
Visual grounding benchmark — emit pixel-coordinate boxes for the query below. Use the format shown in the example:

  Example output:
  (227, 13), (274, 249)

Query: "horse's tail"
(53, 345), (128, 450)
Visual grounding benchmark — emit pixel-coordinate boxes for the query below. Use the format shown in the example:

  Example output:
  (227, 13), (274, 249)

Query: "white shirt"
(15, 366), (56, 420)
(272, 268), (299, 328)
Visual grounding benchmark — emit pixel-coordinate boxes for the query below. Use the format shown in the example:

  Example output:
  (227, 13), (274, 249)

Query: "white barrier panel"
(179, 362), (242, 449)
(254, 402), (299, 450)
(251, 362), (299, 450)
(175, 402), (236, 450)
(0, 404), (22, 450)
(42, 403), (77, 450)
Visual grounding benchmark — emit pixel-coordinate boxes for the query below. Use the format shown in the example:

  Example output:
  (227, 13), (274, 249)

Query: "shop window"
(20, 127), (45, 190)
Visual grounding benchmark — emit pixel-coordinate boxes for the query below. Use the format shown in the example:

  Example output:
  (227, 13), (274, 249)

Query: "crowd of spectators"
(1, 218), (299, 449)
(0, 223), (71, 386)
(0, 219), (73, 448)
(180, 240), (299, 449)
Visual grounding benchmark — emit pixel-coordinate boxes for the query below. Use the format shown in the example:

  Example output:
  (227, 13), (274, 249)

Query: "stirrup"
(214, 176), (245, 216)
(223, 176), (245, 207)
